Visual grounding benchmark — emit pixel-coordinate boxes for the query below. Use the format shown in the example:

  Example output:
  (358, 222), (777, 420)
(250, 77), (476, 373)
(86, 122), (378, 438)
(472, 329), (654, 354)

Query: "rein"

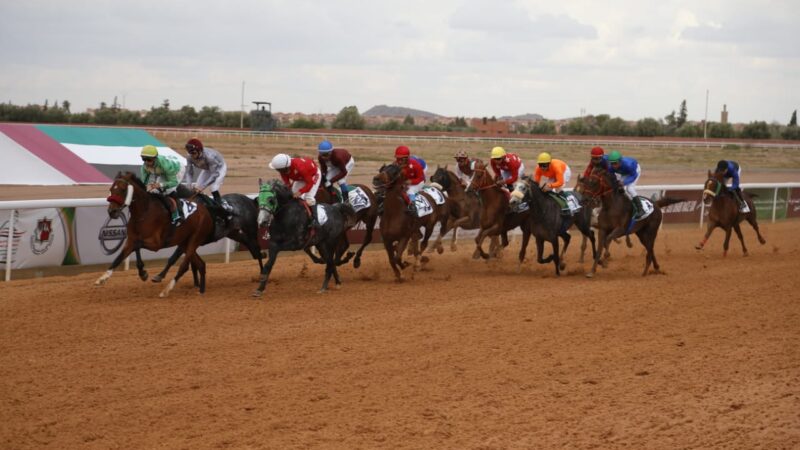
(469, 168), (498, 192)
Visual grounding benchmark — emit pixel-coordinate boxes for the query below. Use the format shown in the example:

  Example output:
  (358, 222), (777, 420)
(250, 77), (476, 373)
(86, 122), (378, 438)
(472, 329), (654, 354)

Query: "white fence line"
(2, 182), (799, 281)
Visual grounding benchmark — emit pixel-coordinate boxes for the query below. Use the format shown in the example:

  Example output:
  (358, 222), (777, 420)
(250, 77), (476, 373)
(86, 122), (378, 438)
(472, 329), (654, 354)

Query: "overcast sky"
(1, 0), (797, 123)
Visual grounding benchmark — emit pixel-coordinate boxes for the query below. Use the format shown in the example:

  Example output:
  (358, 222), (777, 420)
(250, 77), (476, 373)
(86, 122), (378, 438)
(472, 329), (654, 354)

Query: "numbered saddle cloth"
(347, 186), (371, 212)
(635, 197), (655, 221)
(316, 204), (329, 226)
(564, 192), (582, 213)
(180, 200), (199, 219)
(414, 195), (434, 217)
(421, 186), (446, 205)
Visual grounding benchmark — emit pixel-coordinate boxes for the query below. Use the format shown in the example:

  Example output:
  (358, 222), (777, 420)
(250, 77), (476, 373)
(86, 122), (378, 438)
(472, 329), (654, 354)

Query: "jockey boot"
(631, 196), (642, 219)
(406, 194), (418, 215)
(213, 191), (233, 214)
(168, 191), (183, 224)
(733, 188), (748, 212)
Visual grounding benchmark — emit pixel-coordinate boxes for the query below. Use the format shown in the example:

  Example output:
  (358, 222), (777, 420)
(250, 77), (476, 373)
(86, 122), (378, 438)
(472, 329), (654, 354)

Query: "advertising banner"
(0, 208), (69, 269)
(661, 189), (704, 224)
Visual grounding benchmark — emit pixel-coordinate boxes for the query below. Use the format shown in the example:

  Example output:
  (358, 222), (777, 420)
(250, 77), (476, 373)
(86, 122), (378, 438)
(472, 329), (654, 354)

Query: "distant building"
(470, 118), (509, 135)
(721, 104), (729, 124)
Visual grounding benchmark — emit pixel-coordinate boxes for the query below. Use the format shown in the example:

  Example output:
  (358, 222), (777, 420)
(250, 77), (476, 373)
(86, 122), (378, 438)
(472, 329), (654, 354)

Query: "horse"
(466, 160), (532, 262)
(371, 163), (446, 281)
(578, 166), (684, 277)
(150, 190), (265, 284)
(510, 177), (596, 275)
(429, 165), (489, 252)
(574, 176), (632, 263)
(314, 183), (380, 268)
(253, 179), (357, 298)
(695, 171), (766, 256)
(94, 172), (215, 297)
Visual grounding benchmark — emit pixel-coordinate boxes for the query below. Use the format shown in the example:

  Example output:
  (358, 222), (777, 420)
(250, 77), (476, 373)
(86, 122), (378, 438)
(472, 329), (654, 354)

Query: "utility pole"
(703, 89), (709, 139)
(240, 81), (245, 129)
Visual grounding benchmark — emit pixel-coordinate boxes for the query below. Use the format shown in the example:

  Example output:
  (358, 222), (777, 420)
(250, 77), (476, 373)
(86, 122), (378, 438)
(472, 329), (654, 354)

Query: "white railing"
(2, 182), (799, 281)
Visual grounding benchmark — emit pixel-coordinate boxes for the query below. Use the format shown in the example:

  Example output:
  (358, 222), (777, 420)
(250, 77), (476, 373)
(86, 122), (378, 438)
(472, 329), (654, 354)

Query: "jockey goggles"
(141, 156), (155, 162)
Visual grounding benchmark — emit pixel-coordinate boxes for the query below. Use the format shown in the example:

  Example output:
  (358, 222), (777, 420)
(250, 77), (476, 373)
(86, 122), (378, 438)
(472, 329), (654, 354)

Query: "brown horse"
(695, 171), (766, 256)
(429, 165), (489, 252)
(371, 164), (446, 281)
(578, 166), (684, 277)
(466, 160), (532, 265)
(574, 176), (632, 263)
(313, 184), (379, 268)
(95, 172), (215, 297)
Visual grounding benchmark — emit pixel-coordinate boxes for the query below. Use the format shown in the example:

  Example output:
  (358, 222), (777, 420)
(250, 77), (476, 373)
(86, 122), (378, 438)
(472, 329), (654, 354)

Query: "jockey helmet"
(590, 146), (604, 157)
(490, 146), (506, 159)
(140, 145), (158, 158)
(395, 145), (410, 158)
(608, 150), (622, 163)
(318, 140), (334, 153)
(537, 152), (552, 164)
(269, 153), (292, 170)
(454, 150), (468, 160)
(185, 138), (203, 154)
(715, 160), (728, 172)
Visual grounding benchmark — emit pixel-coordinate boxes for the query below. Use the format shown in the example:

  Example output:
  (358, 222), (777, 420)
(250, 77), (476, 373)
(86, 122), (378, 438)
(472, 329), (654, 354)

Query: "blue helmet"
(318, 140), (333, 153)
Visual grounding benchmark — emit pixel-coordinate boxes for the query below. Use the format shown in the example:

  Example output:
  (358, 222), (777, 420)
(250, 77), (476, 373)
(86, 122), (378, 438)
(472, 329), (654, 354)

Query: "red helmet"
(186, 138), (204, 153)
(590, 146), (604, 157)
(394, 145), (410, 158)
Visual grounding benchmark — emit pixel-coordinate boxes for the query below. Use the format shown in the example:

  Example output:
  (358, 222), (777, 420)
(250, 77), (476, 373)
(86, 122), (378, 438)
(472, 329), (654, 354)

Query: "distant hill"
(363, 105), (443, 119)
(500, 113), (545, 121)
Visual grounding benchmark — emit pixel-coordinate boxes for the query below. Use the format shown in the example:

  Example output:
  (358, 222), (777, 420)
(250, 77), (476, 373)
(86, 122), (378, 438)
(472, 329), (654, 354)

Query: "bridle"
(579, 170), (614, 200)
(107, 178), (134, 208)
(467, 167), (497, 192)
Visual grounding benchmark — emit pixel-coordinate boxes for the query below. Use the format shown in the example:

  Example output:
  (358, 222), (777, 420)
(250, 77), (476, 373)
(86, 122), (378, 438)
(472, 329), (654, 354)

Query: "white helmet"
(269, 153), (291, 170)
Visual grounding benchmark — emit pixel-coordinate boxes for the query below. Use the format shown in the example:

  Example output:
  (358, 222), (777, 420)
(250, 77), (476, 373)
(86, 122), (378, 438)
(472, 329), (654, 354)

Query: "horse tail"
(655, 197), (685, 209)
(334, 202), (358, 229)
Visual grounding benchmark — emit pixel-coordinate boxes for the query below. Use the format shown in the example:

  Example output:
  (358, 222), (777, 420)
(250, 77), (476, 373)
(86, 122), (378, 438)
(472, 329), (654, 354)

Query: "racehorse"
(466, 160), (532, 263)
(510, 177), (596, 275)
(253, 179), (357, 298)
(150, 191), (265, 284)
(574, 176), (632, 263)
(695, 171), (766, 256)
(314, 183), (380, 268)
(95, 172), (215, 297)
(578, 166), (684, 277)
(371, 163), (446, 281)
(429, 165), (487, 252)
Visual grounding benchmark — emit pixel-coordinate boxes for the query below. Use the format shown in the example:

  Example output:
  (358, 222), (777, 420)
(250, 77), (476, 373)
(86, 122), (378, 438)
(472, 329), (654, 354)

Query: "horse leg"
(587, 228), (608, 278)
(551, 237), (561, 276)
(161, 243), (200, 298)
(625, 235), (633, 248)
(517, 227), (531, 273)
(745, 208), (767, 244)
(190, 252), (206, 293)
(354, 216), (377, 269)
(535, 236), (553, 265)
(722, 226), (733, 257)
(317, 243), (334, 293)
(579, 235), (587, 263)
(475, 223), (502, 260)
(696, 222), (718, 250)
(304, 247), (325, 264)
(95, 239), (138, 286)
(152, 247), (184, 283)
(383, 240), (403, 281)
(243, 237), (264, 273)
(132, 249), (148, 281)
(558, 231), (571, 272)
(336, 235), (355, 266)
(253, 245), (280, 298)
(733, 222), (748, 256)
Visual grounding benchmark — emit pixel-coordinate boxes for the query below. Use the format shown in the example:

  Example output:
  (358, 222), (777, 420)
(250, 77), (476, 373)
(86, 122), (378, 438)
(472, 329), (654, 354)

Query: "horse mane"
(266, 179), (294, 203)
(117, 171), (147, 191)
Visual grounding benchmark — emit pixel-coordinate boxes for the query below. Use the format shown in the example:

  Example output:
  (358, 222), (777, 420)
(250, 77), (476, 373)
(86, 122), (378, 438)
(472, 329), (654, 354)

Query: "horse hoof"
(585, 272), (594, 278)
(151, 275), (163, 283)
(353, 258), (361, 269)
(139, 271), (149, 282)
(159, 291), (168, 298)
(251, 290), (263, 298)
(317, 289), (326, 294)
(759, 238), (766, 245)
(559, 263), (566, 271)
(743, 252), (749, 257)
(694, 245), (703, 250)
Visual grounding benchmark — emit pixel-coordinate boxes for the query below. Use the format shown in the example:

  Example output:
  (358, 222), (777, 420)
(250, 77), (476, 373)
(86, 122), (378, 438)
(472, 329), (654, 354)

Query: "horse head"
(466, 160), (493, 193)
(372, 163), (402, 193)
(579, 166), (614, 200)
(509, 176), (531, 206)
(430, 165), (450, 191)
(256, 180), (280, 228)
(702, 170), (725, 205)
(106, 172), (145, 219)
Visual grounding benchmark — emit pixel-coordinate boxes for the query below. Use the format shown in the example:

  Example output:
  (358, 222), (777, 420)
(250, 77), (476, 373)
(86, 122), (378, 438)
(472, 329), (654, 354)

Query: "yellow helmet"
(537, 152), (552, 164)
(491, 146), (506, 159)
(140, 145), (158, 158)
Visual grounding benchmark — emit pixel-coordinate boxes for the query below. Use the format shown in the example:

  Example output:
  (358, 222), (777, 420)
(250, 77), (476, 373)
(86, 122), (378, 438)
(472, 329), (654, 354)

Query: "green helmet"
(608, 150), (622, 163)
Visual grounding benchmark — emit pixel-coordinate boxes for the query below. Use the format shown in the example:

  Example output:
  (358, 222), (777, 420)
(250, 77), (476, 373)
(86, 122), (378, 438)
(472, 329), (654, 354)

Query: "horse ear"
(444, 164), (448, 169)
(258, 177), (263, 187)
(707, 170), (712, 177)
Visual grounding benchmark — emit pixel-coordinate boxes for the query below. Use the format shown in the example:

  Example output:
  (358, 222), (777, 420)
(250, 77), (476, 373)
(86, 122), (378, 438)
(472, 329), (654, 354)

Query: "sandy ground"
(1, 220), (799, 449)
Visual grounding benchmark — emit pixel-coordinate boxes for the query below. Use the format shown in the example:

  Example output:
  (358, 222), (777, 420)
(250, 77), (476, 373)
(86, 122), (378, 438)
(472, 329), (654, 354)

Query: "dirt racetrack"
(1, 220), (799, 449)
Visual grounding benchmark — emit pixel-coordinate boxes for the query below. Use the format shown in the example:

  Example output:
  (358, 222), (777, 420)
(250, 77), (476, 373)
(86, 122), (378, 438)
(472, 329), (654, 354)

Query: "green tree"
(562, 118), (597, 135)
(403, 115), (415, 126)
(677, 100), (688, 128)
(707, 122), (735, 138)
(789, 110), (797, 127)
(61, 100), (70, 113)
(635, 118), (663, 137)
(530, 120), (557, 135)
(676, 123), (703, 138)
(599, 117), (631, 136)
(332, 106), (365, 129)
(781, 125), (800, 140)
(739, 121), (771, 139)
(288, 117), (325, 129)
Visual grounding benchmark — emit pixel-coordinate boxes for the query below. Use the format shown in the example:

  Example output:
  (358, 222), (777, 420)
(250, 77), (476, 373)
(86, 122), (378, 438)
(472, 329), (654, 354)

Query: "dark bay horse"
(578, 166), (684, 277)
(371, 164), (446, 281)
(253, 180), (357, 298)
(95, 172), (215, 296)
(315, 183), (380, 268)
(466, 160), (531, 263)
(151, 191), (265, 284)
(511, 177), (596, 275)
(695, 171), (766, 256)
(429, 165), (486, 252)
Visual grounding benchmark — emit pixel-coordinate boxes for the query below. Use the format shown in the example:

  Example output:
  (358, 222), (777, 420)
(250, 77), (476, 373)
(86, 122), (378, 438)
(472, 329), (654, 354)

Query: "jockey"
(317, 140), (354, 202)
(453, 150), (476, 186)
(533, 152), (572, 198)
(139, 145), (185, 224)
(582, 146), (610, 179)
(395, 145), (425, 212)
(607, 150), (643, 214)
(269, 153), (321, 229)
(181, 137), (232, 212)
(489, 146), (524, 191)
(714, 159), (746, 209)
